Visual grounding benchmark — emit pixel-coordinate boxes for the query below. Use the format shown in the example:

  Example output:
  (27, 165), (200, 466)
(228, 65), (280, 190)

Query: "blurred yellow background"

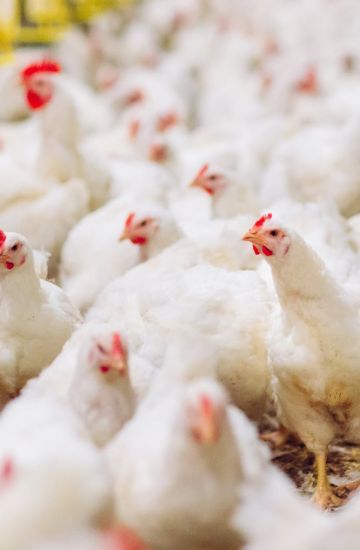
(0, 0), (130, 61)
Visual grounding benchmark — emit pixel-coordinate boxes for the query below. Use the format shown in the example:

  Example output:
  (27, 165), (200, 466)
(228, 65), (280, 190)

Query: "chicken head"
(21, 60), (61, 110)
(119, 212), (159, 245)
(0, 231), (31, 272)
(88, 332), (128, 377)
(190, 163), (227, 195)
(242, 213), (291, 257)
(185, 380), (228, 445)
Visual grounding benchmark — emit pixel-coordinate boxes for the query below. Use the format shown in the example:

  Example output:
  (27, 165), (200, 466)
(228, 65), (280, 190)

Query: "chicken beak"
(0, 252), (10, 264)
(199, 410), (219, 444)
(110, 356), (127, 375)
(190, 177), (201, 189)
(242, 230), (267, 247)
(118, 229), (130, 242)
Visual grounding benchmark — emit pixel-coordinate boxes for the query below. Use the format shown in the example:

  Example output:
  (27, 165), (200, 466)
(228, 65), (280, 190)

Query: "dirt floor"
(260, 414), (360, 510)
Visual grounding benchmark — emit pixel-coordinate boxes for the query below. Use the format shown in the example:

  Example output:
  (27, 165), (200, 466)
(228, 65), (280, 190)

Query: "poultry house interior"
(1, 0), (360, 548)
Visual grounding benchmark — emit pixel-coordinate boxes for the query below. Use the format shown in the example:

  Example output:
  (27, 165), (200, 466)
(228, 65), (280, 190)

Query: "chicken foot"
(312, 452), (342, 509)
(339, 478), (360, 492)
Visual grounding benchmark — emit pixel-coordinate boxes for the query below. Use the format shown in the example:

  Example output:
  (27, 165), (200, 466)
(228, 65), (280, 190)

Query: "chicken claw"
(312, 452), (342, 509)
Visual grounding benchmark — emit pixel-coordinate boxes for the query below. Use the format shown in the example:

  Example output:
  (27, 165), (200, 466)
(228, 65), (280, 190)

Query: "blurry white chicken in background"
(0, 58), (127, 275)
(189, 162), (258, 218)
(25, 319), (156, 410)
(0, 176), (88, 276)
(262, 116), (360, 216)
(19, 60), (110, 209)
(68, 330), (136, 446)
(60, 200), (182, 312)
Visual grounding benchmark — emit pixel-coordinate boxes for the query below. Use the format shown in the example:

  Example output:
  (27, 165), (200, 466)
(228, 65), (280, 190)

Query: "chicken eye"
(10, 244), (18, 251)
(270, 230), (278, 237)
(139, 220), (148, 227)
(97, 343), (107, 354)
(208, 174), (218, 181)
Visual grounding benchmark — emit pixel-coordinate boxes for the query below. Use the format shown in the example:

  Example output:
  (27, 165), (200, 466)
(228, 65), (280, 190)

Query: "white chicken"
(261, 198), (360, 297)
(106, 66), (187, 123)
(105, 377), (242, 550)
(0, 52), (113, 131)
(89, 241), (270, 420)
(108, 159), (175, 203)
(0, 177), (88, 276)
(27, 320), (156, 407)
(0, 67), (91, 275)
(20, 60), (110, 209)
(0, 391), (110, 550)
(243, 212), (360, 507)
(60, 200), (182, 312)
(0, 61), (30, 122)
(262, 117), (360, 217)
(189, 162), (258, 218)
(68, 330), (136, 446)
(0, 229), (80, 408)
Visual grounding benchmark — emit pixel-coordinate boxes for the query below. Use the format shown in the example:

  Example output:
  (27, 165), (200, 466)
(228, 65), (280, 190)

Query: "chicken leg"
(312, 452), (341, 508)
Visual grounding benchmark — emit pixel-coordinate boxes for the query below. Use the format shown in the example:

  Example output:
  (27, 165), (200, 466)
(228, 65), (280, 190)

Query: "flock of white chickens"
(2, 0), (360, 548)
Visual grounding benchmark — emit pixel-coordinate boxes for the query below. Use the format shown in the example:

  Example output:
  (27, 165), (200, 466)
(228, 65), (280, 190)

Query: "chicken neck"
(37, 83), (82, 182)
(0, 254), (41, 324)
(270, 232), (359, 360)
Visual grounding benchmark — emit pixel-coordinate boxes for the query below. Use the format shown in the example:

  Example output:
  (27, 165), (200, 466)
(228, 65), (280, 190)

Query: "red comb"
(253, 212), (272, 228)
(197, 163), (209, 179)
(0, 230), (6, 248)
(125, 212), (135, 228)
(112, 332), (124, 358)
(200, 394), (212, 418)
(21, 60), (61, 82)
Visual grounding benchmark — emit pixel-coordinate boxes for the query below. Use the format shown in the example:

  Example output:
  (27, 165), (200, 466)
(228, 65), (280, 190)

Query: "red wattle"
(5, 262), (14, 270)
(204, 186), (215, 195)
(262, 246), (273, 256)
(99, 365), (110, 373)
(253, 245), (260, 255)
(130, 236), (147, 245)
(26, 90), (52, 110)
